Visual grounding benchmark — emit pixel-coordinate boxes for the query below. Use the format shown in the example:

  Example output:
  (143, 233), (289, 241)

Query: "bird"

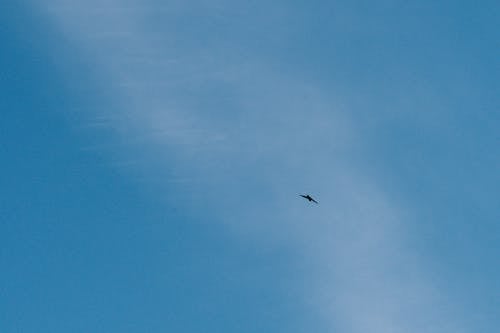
(300, 194), (318, 204)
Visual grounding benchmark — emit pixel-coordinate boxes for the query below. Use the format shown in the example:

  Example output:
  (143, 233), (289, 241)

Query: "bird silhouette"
(300, 194), (318, 204)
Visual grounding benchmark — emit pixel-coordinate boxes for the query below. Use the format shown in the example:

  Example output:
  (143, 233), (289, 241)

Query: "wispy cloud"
(37, 1), (464, 331)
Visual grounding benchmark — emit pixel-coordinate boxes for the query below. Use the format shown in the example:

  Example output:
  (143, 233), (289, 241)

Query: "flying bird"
(300, 194), (318, 204)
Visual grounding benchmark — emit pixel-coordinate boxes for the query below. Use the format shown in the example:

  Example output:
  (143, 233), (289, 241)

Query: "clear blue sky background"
(1, 1), (498, 332)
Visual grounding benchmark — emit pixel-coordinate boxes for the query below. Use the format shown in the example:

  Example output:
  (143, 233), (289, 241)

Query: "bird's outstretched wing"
(300, 194), (318, 204)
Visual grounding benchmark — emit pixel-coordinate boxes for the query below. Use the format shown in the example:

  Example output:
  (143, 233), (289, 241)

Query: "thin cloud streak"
(38, 1), (464, 332)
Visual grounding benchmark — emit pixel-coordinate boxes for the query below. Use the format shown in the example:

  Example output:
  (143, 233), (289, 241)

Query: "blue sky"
(1, 1), (498, 332)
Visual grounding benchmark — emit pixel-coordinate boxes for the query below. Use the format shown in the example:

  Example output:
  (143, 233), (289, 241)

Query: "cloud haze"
(35, 1), (470, 331)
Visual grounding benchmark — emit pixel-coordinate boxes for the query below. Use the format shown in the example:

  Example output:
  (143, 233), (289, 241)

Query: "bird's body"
(300, 194), (318, 204)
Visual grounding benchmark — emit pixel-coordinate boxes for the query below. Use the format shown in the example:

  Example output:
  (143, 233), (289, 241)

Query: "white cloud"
(37, 1), (464, 331)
